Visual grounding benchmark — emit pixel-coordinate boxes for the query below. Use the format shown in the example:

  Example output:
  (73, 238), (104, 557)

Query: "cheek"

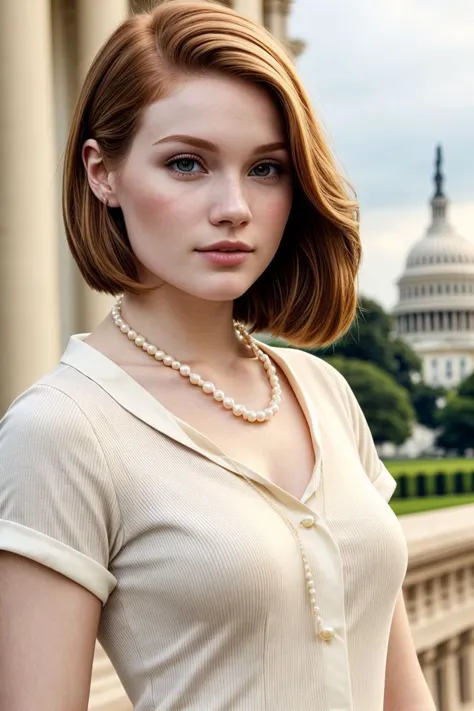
(260, 192), (292, 232)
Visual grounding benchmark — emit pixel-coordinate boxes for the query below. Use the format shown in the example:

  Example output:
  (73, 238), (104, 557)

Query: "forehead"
(138, 74), (286, 146)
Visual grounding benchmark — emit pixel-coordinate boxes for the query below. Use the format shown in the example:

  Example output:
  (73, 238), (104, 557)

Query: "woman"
(0, 2), (435, 710)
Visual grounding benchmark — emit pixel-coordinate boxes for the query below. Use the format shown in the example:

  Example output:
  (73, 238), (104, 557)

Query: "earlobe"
(82, 138), (120, 207)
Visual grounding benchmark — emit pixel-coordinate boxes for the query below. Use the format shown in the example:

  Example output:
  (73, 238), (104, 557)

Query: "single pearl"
(189, 373), (201, 385)
(213, 390), (225, 402)
(115, 318), (124, 327)
(142, 342), (149, 351)
(242, 410), (249, 420)
(163, 355), (174, 367)
(264, 409), (274, 420)
(135, 336), (146, 348)
(269, 376), (279, 387)
(180, 365), (191, 377)
(272, 386), (282, 396)
(171, 361), (181, 370)
(247, 411), (257, 423)
(202, 381), (215, 394)
(272, 396), (282, 406)
(127, 329), (137, 340)
(233, 404), (245, 417)
(147, 345), (157, 356)
(256, 411), (266, 422)
(120, 323), (130, 334)
(223, 397), (234, 410)
(154, 350), (165, 361)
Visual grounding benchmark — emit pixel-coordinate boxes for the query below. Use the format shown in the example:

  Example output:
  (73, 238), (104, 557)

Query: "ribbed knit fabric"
(0, 337), (408, 711)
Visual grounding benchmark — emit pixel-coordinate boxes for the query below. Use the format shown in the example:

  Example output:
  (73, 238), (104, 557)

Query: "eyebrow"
(152, 134), (288, 155)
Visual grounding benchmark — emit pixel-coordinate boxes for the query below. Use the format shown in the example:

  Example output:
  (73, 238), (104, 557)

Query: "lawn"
(391, 493), (474, 516)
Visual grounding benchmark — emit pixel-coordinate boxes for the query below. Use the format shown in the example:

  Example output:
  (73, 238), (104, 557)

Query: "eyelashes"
(164, 153), (287, 181)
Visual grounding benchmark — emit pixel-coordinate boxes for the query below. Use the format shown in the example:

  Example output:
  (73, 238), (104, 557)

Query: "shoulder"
(263, 344), (351, 399)
(0, 365), (104, 454)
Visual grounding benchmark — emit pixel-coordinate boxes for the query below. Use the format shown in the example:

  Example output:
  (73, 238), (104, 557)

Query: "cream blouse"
(0, 336), (408, 711)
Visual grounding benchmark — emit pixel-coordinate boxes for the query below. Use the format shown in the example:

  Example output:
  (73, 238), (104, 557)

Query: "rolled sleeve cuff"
(0, 519), (117, 605)
(372, 463), (397, 503)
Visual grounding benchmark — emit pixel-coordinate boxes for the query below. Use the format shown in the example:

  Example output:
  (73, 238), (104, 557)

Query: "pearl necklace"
(111, 296), (282, 423)
(112, 295), (334, 643)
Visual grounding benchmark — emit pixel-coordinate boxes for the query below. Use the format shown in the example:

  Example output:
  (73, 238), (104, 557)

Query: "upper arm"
(0, 384), (123, 709)
(0, 551), (101, 711)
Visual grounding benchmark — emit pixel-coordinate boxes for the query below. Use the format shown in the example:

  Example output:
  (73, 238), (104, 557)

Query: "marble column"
(420, 647), (438, 707)
(74, 0), (129, 333)
(442, 637), (461, 711)
(0, 0), (61, 415)
(266, 0), (285, 39)
(233, 0), (263, 24)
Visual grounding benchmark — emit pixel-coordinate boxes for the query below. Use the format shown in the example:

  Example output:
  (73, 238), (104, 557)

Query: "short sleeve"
(0, 384), (122, 604)
(334, 369), (398, 503)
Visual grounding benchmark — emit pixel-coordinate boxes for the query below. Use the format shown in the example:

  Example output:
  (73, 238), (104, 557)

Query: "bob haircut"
(63, 0), (361, 348)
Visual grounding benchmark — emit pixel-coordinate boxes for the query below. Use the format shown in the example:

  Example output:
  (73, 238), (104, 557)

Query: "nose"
(209, 178), (252, 227)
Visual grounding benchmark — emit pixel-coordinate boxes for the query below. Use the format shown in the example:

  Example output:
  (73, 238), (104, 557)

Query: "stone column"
(0, 0), (61, 415)
(465, 630), (474, 702)
(74, 0), (129, 333)
(233, 0), (264, 25)
(434, 312), (440, 331)
(266, 0), (285, 39)
(442, 637), (461, 711)
(419, 648), (438, 707)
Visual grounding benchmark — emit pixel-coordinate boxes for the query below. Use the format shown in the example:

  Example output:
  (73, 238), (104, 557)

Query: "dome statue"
(393, 146), (474, 388)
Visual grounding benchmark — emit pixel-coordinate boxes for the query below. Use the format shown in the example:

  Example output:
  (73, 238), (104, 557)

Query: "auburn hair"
(63, 0), (361, 348)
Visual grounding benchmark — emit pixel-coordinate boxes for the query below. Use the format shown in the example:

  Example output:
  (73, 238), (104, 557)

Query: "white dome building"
(393, 146), (474, 388)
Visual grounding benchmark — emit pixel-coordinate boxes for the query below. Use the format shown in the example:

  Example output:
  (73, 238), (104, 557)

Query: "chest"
(125, 364), (317, 500)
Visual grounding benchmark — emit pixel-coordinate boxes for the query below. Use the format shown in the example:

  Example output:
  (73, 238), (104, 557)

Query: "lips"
(196, 240), (253, 253)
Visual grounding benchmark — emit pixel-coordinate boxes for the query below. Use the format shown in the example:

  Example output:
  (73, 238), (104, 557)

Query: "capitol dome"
(393, 146), (474, 388)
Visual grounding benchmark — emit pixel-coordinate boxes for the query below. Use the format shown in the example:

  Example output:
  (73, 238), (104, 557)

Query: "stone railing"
(89, 504), (474, 711)
(400, 504), (474, 711)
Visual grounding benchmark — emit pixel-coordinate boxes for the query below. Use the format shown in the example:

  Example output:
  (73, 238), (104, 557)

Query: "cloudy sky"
(289, 0), (474, 309)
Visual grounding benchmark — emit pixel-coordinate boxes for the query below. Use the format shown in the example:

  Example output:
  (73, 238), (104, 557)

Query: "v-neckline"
(60, 335), (322, 505)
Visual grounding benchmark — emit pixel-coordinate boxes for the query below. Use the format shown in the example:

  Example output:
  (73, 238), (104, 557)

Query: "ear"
(82, 139), (120, 208)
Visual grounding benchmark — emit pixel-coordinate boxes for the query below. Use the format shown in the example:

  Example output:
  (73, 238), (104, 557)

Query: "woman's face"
(108, 74), (293, 302)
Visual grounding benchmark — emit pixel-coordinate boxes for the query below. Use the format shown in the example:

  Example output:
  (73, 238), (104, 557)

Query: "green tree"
(326, 356), (415, 445)
(458, 372), (474, 399)
(436, 397), (474, 453)
(411, 382), (445, 429)
(390, 337), (422, 393)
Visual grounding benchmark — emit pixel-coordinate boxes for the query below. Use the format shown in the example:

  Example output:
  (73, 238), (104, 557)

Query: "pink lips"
(195, 240), (253, 267)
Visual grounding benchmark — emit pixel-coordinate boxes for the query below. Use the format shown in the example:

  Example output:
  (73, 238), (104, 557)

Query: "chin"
(185, 276), (254, 303)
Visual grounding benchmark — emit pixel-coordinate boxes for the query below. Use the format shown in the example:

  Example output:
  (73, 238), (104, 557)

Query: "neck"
(117, 286), (251, 367)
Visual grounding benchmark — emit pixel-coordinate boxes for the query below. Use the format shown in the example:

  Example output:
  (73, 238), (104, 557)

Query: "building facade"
(0, 0), (302, 416)
(393, 147), (474, 388)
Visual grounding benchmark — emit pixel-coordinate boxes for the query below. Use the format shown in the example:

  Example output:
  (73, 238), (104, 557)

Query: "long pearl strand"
(111, 296), (282, 423)
(240, 471), (335, 643)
